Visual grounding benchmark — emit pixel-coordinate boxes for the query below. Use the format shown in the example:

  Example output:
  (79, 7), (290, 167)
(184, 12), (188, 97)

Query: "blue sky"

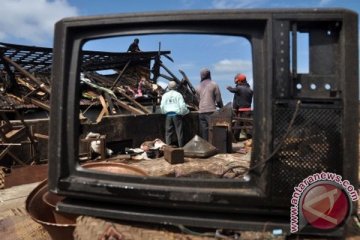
(0, 0), (359, 103)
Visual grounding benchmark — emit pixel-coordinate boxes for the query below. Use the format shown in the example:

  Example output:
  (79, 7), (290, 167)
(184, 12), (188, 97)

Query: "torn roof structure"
(0, 42), (198, 118)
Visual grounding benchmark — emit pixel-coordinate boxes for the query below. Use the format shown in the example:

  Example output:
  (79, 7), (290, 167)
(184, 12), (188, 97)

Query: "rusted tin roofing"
(0, 42), (170, 74)
(0, 94), (38, 110)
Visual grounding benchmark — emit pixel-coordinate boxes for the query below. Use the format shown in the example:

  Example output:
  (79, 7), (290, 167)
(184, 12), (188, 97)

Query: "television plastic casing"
(49, 9), (358, 235)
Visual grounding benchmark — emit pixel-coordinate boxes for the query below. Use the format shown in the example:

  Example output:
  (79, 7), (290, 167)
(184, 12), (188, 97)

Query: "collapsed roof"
(0, 42), (198, 118)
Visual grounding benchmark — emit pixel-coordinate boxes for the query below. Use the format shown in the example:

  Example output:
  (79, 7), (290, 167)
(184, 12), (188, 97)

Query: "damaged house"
(0, 41), (201, 168)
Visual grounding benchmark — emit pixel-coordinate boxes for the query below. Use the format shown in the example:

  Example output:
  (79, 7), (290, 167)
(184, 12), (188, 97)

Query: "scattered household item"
(85, 132), (113, 159)
(182, 135), (217, 158)
(163, 146), (184, 164)
(26, 180), (77, 240)
(127, 138), (167, 160)
(140, 138), (166, 151)
(209, 104), (233, 153)
(26, 163), (147, 240)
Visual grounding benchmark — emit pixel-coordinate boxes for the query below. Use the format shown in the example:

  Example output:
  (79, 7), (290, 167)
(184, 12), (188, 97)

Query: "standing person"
(160, 81), (189, 147)
(226, 73), (253, 141)
(196, 68), (223, 141)
(127, 38), (141, 52)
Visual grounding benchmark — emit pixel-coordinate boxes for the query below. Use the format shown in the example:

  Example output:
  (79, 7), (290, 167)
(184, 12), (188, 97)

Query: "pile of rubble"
(0, 42), (198, 120)
(0, 41), (199, 167)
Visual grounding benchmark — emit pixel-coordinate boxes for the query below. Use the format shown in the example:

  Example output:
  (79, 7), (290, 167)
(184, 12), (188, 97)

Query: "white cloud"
(213, 59), (252, 73)
(0, 0), (78, 45)
(212, 59), (253, 90)
(319, 0), (334, 6)
(212, 0), (269, 9)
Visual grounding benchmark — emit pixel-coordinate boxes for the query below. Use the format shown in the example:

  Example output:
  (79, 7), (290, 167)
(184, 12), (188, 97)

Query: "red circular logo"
(301, 183), (349, 230)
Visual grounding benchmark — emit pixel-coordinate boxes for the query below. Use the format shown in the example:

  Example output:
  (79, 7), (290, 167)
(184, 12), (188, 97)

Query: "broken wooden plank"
(98, 95), (109, 116)
(116, 89), (151, 114)
(96, 106), (107, 123)
(110, 59), (131, 90)
(112, 97), (146, 115)
(22, 97), (50, 111)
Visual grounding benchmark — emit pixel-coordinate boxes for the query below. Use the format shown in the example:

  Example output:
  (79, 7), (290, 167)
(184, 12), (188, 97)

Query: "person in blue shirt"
(160, 81), (189, 147)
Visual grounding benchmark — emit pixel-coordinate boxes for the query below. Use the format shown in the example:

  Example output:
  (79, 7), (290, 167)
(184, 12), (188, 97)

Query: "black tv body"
(49, 9), (358, 236)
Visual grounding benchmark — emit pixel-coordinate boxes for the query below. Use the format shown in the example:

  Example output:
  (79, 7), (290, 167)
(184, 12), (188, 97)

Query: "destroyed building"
(0, 41), (200, 166)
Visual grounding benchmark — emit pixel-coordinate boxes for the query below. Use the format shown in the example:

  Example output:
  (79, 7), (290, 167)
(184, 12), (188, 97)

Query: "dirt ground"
(0, 134), (359, 239)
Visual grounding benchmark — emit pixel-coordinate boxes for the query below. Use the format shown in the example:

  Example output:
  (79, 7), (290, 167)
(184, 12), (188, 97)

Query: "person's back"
(196, 68), (223, 113)
(230, 83), (253, 109)
(227, 73), (253, 109)
(196, 68), (223, 141)
(160, 89), (189, 116)
(227, 73), (253, 141)
(160, 81), (189, 147)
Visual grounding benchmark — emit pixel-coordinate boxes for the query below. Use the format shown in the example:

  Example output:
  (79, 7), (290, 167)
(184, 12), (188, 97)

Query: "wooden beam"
(110, 60), (131, 90)
(23, 96), (50, 111)
(116, 90), (151, 114)
(98, 95), (109, 116)
(112, 98), (145, 115)
(96, 107), (107, 123)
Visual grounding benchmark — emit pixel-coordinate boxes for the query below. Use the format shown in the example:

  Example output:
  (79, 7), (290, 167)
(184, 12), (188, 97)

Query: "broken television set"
(49, 9), (358, 236)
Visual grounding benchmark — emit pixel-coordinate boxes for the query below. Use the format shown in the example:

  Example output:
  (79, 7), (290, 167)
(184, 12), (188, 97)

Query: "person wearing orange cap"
(227, 73), (253, 141)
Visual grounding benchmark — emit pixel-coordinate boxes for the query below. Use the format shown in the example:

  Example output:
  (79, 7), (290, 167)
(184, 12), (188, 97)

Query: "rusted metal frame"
(110, 60), (132, 90)
(1, 56), (51, 94)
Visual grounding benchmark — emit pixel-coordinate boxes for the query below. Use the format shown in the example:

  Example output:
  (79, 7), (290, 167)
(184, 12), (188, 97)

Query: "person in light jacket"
(160, 81), (189, 147)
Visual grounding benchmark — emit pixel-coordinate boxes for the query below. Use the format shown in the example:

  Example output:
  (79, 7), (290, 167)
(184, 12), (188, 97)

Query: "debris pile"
(0, 42), (199, 120)
(0, 41), (199, 169)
